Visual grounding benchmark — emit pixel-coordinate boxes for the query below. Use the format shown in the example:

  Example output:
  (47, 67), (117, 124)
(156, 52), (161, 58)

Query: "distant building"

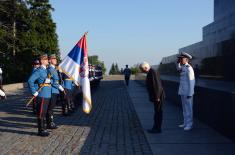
(161, 54), (178, 64)
(162, 0), (235, 66)
(151, 65), (159, 70)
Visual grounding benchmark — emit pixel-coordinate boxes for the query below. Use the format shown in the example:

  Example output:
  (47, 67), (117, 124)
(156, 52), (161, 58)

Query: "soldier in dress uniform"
(176, 52), (195, 131)
(31, 59), (40, 114)
(28, 53), (51, 136)
(61, 73), (75, 115)
(47, 54), (64, 129)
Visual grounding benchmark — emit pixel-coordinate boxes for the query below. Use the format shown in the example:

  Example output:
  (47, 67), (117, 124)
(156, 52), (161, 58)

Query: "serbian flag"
(59, 33), (92, 114)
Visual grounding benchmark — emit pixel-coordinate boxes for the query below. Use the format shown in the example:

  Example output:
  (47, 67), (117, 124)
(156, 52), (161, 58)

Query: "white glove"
(0, 89), (5, 97)
(33, 91), (38, 97)
(45, 78), (51, 84)
(58, 85), (64, 91)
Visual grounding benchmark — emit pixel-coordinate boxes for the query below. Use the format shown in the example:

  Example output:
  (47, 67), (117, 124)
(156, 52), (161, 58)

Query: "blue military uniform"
(28, 65), (51, 98)
(62, 73), (74, 115)
(31, 66), (39, 114)
(46, 63), (61, 129)
(32, 68), (39, 90)
(177, 52), (195, 131)
(31, 59), (40, 114)
(28, 54), (51, 136)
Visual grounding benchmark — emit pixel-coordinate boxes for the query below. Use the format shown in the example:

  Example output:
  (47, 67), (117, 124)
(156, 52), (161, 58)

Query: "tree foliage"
(109, 63), (121, 75)
(130, 63), (141, 74)
(0, 0), (59, 83)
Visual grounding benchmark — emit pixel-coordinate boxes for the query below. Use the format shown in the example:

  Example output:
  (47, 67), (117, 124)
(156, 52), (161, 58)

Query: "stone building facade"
(161, 0), (235, 67)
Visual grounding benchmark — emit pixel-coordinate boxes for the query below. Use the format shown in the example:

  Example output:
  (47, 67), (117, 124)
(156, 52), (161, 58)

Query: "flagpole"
(58, 32), (92, 114)
(84, 31), (88, 36)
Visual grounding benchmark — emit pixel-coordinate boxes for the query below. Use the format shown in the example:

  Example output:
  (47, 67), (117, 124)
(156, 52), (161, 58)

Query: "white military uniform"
(177, 62), (195, 129)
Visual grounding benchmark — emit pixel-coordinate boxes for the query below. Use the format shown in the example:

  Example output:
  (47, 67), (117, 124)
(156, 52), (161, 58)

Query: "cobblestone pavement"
(0, 77), (152, 155)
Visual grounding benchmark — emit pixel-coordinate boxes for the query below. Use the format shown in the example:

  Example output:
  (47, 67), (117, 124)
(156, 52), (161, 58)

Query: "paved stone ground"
(0, 76), (152, 155)
(127, 80), (235, 155)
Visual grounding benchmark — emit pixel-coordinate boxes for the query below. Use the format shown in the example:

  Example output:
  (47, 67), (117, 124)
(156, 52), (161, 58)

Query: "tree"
(109, 63), (115, 75)
(114, 63), (120, 74)
(0, 0), (59, 83)
(109, 62), (121, 75)
(0, 0), (31, 83)
(130, 63), (141, 74)
(27, 0), (59, 55)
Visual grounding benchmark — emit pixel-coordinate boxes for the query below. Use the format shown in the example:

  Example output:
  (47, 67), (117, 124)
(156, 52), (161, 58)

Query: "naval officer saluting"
(28, 53), (51, 136)
(176, 52), (195, 131)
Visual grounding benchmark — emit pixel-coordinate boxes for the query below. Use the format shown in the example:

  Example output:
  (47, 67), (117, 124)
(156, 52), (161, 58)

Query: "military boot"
(37, 118), (49, 137)
(47, 114), (58, 129)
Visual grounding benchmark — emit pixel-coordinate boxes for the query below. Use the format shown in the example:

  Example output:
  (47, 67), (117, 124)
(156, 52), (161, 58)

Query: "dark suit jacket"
(146, 68), (165, 102)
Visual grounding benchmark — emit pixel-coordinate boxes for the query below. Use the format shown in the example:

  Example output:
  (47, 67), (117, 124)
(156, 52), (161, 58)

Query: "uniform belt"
(39, 83), (51, 87)
(65, 78), (72, 81)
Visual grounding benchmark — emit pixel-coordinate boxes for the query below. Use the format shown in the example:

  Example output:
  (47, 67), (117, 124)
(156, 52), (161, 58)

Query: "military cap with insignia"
(49, 54), (57, 59)
(177, 52), (192, 59)
(39, 53), (48, 60)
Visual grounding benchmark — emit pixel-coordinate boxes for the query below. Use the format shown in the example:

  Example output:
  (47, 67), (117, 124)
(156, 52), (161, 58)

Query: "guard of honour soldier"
(62, 73), (75, 115)
(31, 59), (40, 114)
(28, 53), (77, 137)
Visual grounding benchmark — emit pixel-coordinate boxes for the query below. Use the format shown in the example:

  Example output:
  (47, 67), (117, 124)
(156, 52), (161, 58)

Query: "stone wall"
(135, 74), (235, 142)
(3, 83), (27, 92)
(214, 0), (235, 21)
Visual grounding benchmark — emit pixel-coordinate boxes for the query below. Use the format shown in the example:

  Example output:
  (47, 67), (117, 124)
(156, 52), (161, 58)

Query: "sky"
(50, 0), (213, 73)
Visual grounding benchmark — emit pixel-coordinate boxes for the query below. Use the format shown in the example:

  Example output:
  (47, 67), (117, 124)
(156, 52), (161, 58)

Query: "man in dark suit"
(139, 62), (165, 133)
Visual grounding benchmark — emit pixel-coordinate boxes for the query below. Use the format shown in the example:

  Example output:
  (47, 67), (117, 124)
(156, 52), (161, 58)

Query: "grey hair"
(139, 61), (150, 70)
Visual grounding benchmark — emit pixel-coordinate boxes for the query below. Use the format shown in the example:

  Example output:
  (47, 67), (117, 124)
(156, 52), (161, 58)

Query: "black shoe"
(147, 129), (161, 134)
(38, 130), (50, 137)
(47, 122), (58, 129)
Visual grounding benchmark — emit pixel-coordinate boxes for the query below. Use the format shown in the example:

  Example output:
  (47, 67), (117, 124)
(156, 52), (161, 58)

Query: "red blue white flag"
(59, 33), (92, 114)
